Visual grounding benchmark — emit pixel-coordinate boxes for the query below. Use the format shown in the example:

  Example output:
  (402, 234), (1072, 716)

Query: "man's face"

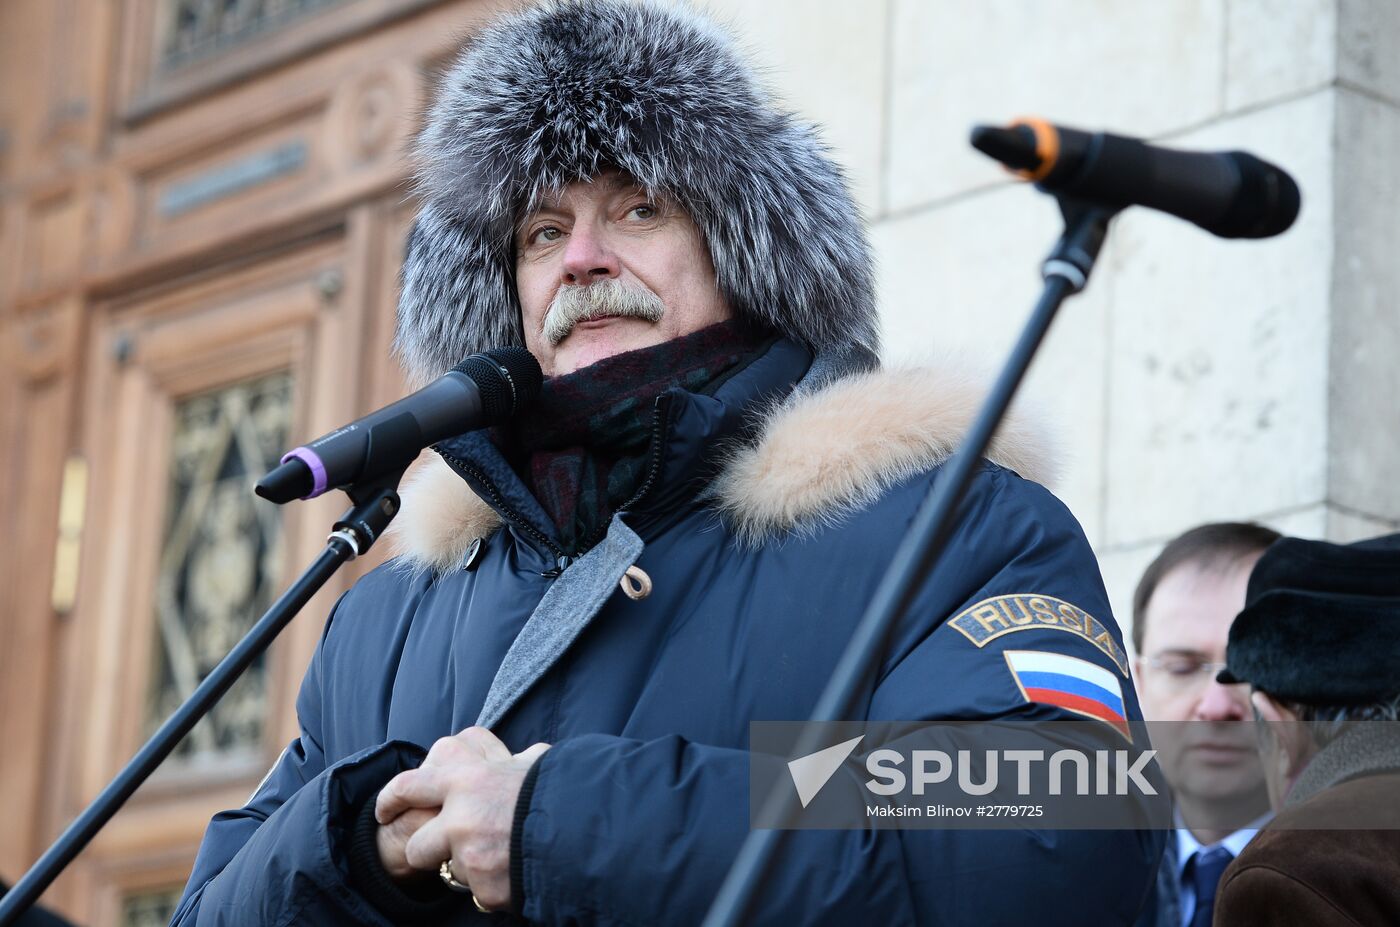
(1249, 691), (1316, 810)
(514, 173), (732, 376)
(1134, 558), (1265, 805)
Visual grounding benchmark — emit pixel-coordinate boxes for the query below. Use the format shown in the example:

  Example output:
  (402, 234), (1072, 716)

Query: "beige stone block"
(872, 183), (1110, 544)
(1269, 503), (1399, 541)
(1101, 91), (1334, 547)
(1226, 0), (1337, 112)
(1327, 89), (1400, 521)
(1264, 504), (1330, 539)
(1096, 543), (1162, 657)
(886, 0), (1226, 211)
(683, 0), (890, 216)
(1092, 503), (1375, 657)
(1325, 506), (1399, 541)
(1339, 0), (1400, 103)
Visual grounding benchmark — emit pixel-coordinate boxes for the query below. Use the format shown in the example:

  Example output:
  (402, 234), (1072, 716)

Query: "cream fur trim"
(390, 364), (1058, 568)
(388, 455), (503, 572)
(713, 364), (1057, 544)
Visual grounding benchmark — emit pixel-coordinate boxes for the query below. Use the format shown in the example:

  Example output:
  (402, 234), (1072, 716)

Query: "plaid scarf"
(510, 319), (766, 555)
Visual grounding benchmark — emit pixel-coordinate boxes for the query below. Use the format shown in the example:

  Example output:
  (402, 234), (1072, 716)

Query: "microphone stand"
(701, 197), (1117, 927)
(0, 473), (406, 926)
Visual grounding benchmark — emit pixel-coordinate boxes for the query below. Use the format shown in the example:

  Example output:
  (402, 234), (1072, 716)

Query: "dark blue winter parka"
(173, 339), (1163, 926)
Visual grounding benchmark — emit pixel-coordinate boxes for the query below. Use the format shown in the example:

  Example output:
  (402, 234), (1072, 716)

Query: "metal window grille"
(160, 0), (354, 70)
(145, 371), (293, 761)
(120, 887), (184, 927)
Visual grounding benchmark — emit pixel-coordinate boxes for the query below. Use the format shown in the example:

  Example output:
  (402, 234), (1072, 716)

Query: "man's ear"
(1250, 690), (1314, 780)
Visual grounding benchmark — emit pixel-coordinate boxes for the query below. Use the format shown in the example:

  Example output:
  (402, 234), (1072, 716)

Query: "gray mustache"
(542, 278), (665, 345)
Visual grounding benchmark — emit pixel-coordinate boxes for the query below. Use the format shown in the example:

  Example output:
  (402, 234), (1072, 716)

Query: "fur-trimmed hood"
(391, 363), (1058, 571)
(395, 0), (877, 385)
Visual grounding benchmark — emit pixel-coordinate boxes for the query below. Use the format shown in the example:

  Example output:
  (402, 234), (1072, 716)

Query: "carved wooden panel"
(120, 0), (452, 121)
(0, 200), (17, 309)
(135, 116), (320, 249)
(0, 125), (11, 180)
(21, 190), (86, 296)
(94, 55), (425, 289)
(32, 238), (371, 917)
(1, 298), (84, 383)
(35, 0), (115, 165)
(82, 287), (293, 794)
(0, 298), (84, 880)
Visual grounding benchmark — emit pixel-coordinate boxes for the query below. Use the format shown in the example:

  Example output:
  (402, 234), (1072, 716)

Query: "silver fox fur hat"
(395, 0), (879, 384)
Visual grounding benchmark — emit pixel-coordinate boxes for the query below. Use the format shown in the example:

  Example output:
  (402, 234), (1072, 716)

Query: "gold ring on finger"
(438, 858), (471, 893)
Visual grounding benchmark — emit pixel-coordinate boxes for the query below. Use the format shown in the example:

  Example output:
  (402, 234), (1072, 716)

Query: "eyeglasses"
(1143, 655), (1232, 690)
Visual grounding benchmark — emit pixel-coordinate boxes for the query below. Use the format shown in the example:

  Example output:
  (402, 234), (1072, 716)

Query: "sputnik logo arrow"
(787, 735), (864, 808)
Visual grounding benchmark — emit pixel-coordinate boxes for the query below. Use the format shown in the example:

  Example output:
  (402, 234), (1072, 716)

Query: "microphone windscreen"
(970, 124), (1041, 172)
(1217, 152), (1301, 239)
(454, 347), (543, 420)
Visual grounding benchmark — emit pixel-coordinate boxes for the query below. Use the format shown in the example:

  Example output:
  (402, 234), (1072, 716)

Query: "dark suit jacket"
(1134, 832), (1180, 927)
(1214, 771), (1400, 926)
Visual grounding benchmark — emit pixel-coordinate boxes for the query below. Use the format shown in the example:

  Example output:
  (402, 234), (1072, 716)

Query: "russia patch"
(1003, 649), (1131, 741)
(948, 594), (1130, 677)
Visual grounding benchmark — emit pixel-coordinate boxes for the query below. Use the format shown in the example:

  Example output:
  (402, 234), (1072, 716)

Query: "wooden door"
(0, 0), (515, 921)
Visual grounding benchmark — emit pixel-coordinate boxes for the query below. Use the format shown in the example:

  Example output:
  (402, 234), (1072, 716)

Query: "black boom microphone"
(256, 347), (542, 504)
(971, 117), (1300, 238)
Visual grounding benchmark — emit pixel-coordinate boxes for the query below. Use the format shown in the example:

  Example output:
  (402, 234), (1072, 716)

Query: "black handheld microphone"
(255, 347), (542, 504)
(971, 117), (1300, 239)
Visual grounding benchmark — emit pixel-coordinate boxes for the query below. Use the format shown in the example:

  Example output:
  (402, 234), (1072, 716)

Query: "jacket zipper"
(432, 446), (567, 563)
(575, 393), (673, 555)
(431, 393), (672, 574)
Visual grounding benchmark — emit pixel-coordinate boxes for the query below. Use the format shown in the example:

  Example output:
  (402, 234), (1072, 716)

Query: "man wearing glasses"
(1130, 522), (1280, 927)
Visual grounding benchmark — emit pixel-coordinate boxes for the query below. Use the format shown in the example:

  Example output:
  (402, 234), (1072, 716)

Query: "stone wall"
(682, 0), (1400, 644)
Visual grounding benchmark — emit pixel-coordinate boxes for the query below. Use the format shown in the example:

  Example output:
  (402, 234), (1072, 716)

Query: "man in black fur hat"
(172, 2), (1163, 923)
(1212, 533), (1400, 926)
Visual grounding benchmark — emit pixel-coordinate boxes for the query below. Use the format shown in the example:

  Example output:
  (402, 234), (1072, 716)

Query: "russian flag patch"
(1004, 650), (1131, 741)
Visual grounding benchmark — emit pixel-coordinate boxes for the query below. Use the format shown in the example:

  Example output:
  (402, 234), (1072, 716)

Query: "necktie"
(1188, 845), (1234, 927)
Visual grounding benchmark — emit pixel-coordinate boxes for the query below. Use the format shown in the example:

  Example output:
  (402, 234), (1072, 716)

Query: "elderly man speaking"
(172, 2), (1161, 923)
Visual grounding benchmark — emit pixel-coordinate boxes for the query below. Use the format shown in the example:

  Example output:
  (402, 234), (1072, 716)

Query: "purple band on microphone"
(281, 447), (328, 499)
